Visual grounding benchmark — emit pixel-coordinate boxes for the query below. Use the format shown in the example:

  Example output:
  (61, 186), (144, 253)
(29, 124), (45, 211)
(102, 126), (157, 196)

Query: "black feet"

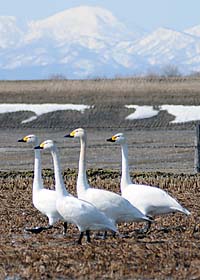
(25, 225), (53, 234)
(134, 220), (152, 235)
(140, 220), (152, 234)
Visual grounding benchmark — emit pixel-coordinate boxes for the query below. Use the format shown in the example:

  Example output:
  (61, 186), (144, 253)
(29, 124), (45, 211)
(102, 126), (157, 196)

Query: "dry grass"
(0, 170), (199, 279)
(0, 77), (200, 105)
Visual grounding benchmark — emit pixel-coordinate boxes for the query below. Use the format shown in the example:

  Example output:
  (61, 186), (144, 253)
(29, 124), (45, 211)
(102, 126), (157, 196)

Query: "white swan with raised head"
(35, 139), (117, 244)
(107, 132), (190, 231)
(18, 134), (66, 234)
(65, 128), (151, 234)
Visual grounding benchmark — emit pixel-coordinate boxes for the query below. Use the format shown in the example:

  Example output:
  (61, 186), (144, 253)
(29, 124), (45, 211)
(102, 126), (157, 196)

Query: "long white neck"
(120, 142), (132, 191)
(33, 139), (43, 191)
(77, 135), (90, 197)
(51, 147), (68, 197)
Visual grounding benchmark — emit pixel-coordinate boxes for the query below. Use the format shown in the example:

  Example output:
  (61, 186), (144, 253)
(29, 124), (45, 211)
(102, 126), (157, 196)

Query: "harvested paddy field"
(0, 170), (199, 279)
(0, 77), (200, 279)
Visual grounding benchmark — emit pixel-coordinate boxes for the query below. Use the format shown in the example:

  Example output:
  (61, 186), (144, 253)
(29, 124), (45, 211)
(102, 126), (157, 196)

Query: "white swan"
(18, 134), (66, 234)
(64, 128), (151, 236)
(35, 139), (117, 244)
(107, 132), (190, 231)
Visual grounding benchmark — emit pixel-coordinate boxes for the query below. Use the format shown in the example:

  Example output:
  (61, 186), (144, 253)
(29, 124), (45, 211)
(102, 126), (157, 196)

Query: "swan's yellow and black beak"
(107, 136), (117, 142)
(34, 143), (44, 150)
(64, 130), (75, 138)
(18, 136), (28, 143)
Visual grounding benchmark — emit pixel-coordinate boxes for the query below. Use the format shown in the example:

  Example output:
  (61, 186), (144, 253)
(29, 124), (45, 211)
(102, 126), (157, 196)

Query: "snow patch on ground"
(125, 105), (200, 123)
(0, 103), (91, 123)
(125, 105), (159, 120)
(0, 103), (199, 125)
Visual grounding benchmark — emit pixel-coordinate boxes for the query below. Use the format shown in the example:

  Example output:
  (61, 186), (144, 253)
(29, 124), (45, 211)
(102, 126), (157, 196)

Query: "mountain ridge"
(0, 5), (200, 79)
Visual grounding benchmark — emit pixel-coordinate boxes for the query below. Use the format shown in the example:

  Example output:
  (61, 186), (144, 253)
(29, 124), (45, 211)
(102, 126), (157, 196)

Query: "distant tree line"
(48, 64), (200, 80)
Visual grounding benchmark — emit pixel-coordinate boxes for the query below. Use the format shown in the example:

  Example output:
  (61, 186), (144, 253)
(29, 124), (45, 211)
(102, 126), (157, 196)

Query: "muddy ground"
(0, 170), (200, 280)
(0, 78), (200, 279)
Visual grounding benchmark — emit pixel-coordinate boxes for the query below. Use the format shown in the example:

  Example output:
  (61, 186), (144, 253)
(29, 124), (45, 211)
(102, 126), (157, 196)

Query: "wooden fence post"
(194, 123), (200, 173)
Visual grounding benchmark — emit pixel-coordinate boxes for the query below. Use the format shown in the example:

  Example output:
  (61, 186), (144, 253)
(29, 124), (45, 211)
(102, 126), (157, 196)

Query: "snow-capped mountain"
(24, 6), (135, 46)
(127, 27), (200, 73)
(184, 25), (200, 38)
(0, 6), (200, 79)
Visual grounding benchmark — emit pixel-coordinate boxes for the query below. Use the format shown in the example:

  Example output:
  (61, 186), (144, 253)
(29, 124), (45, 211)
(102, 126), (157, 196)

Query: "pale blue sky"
(1, 0), (200, 31)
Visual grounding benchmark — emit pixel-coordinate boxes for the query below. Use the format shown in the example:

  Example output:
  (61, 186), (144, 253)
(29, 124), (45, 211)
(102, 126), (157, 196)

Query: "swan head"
(107, 133), (126, 144)
(18, 134), (38, 144)
(64, 127), (86, 139)
(35, 140), (55, 151)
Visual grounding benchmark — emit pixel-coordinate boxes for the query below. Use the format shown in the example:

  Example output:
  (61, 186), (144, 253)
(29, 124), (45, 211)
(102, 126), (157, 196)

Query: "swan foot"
(158, 225), (186, 233)
(25, 225), (53, 234)
(136, 220), (152, 234)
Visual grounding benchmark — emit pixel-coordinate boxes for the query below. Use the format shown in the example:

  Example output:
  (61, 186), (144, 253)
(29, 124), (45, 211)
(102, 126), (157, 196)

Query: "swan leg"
(139, 220), (152, 234)
(63, 222), (68, 235)
(112, 231), (116, 238)
(103, 231), (107, 239)
(25, 225), (53, 234)
(144, 220), (152, 233)
(86, 230), (91, 243)
(78, 232), (84, 245)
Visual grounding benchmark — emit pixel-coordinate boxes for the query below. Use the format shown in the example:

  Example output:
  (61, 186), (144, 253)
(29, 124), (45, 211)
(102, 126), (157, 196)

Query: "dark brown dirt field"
(0, 78), (200, 279)
(0, 170), (199, 280)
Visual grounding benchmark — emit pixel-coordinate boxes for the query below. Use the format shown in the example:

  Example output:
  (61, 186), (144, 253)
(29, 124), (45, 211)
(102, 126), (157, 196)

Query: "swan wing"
(33, 189), (61, 220)
(122, 184), (190, 216)
(56, 196), (117, 232)
(80, 188), (148, 222)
